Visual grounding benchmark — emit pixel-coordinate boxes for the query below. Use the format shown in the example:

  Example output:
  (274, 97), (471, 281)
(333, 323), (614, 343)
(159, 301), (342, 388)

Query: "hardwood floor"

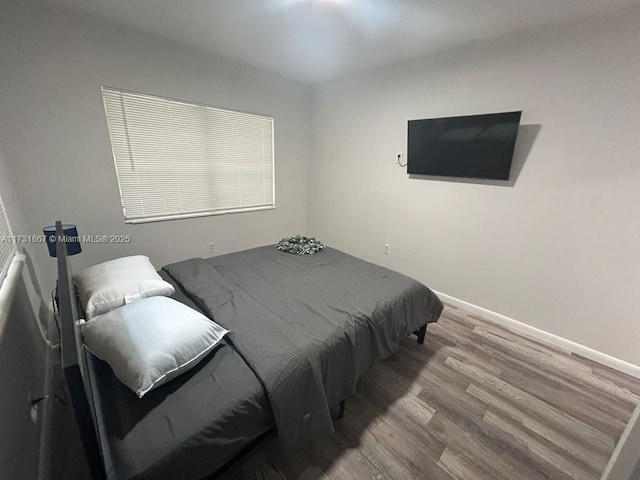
(226, 304), (640, 480)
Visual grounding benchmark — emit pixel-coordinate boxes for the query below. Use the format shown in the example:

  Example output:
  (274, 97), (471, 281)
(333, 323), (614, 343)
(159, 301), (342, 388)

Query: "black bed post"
(416, 324), (427, 344)
(338, 400), (345, 419)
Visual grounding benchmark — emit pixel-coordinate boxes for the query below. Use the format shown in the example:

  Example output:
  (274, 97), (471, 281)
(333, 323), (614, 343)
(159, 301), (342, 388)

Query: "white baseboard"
(433, 290), (640, 380)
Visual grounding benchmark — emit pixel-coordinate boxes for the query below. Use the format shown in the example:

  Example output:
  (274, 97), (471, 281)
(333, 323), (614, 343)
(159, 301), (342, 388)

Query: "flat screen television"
(407, 111), (522, 180)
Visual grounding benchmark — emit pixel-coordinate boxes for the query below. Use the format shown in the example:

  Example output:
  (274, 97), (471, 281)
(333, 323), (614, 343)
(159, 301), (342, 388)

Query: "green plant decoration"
(276, 235), (326, 255)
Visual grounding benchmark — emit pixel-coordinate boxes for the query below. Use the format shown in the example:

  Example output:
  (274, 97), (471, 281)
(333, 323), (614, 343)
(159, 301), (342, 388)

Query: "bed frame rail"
(56, 221), (106, 480)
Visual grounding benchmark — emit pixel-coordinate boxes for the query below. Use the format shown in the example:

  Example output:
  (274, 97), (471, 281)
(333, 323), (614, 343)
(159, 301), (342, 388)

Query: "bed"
(55, 222), (443, 479)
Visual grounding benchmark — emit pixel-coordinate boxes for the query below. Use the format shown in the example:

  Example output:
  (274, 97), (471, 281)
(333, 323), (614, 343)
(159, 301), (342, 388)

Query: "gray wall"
(308, 8), (640, 365)
(0, 139), (48, 477)
(0, 274), (48, 480)
(0, 1), (312, 291)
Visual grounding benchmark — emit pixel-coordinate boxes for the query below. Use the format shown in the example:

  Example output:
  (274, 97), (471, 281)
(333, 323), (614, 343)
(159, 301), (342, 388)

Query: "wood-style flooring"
(225, 304), (640, 480)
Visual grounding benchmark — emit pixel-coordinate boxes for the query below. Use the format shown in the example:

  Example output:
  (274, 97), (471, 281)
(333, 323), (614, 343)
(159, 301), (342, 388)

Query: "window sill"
(124, 205), (276, 224)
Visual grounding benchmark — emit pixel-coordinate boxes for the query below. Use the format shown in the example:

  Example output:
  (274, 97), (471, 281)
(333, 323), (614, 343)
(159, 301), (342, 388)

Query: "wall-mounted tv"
(407, 111), (522, 180)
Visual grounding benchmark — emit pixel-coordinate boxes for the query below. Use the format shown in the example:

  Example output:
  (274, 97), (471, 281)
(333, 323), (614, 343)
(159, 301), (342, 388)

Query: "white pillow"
(74, 255), (175, 319)
(81, 296), (228, 397)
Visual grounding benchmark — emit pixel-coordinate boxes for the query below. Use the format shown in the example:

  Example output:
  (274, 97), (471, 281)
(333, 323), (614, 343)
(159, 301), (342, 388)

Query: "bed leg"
(416, 324), (427, 345)
(338, 400), (345, 419)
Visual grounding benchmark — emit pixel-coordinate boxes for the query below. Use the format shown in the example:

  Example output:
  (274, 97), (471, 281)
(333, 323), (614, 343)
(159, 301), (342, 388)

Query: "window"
(0, 193), (16, 285)
(102, 87), (275, 223)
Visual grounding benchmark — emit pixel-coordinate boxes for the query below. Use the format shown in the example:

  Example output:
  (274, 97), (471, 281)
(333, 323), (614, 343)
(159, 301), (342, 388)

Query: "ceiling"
(44, 0), (639, 83)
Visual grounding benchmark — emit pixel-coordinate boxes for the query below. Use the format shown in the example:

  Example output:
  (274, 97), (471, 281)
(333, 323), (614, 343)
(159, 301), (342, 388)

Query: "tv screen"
(407, 111), (522, 180)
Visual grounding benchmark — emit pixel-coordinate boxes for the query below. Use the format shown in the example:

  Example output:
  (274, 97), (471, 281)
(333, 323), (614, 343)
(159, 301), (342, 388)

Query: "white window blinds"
(102, 87), (275, 223)
(0, 193), (16, 285)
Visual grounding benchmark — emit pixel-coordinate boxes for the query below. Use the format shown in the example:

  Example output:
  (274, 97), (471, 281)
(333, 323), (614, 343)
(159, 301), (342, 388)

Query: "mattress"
(85, 271), (273, 480)
(164, 246), (443, 451)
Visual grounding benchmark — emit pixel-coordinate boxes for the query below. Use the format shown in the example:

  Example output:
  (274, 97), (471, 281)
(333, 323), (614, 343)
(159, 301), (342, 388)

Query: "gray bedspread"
(88, 271), (273, 480)
(163, 246), (442, 451)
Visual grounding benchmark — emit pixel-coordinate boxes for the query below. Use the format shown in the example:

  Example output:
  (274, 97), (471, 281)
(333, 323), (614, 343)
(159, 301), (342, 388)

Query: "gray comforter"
(163, 246), (442, 451)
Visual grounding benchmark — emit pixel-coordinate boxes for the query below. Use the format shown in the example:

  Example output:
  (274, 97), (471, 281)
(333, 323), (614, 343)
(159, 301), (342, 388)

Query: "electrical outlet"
(384, 243), (391, 255)
(28, 390), (38, 423)
(208, 242), (215, 254)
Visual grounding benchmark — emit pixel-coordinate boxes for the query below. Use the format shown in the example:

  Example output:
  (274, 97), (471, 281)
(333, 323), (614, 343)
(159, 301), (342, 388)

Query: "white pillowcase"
(74, 255), (175, 319)
(82, 296), (228, 397)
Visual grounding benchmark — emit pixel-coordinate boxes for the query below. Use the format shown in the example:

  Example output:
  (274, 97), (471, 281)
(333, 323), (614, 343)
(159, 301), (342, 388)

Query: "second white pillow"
(74, 255), (175, 319)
